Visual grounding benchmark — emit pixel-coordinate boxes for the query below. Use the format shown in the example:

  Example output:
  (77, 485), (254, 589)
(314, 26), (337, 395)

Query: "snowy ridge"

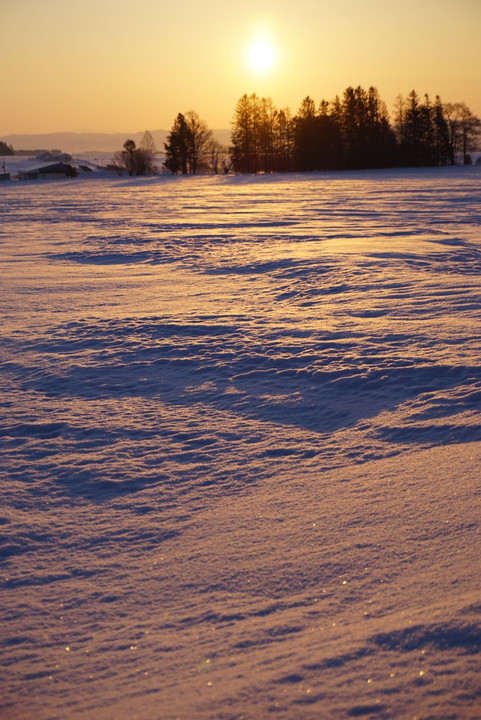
(1, 167), (481, 719)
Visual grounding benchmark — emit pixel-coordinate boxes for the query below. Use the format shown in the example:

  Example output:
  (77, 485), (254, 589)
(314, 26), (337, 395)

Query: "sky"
(2, 0), (481, 135)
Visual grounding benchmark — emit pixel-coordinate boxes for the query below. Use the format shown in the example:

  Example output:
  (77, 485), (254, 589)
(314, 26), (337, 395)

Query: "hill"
(3, 129), (231, 154)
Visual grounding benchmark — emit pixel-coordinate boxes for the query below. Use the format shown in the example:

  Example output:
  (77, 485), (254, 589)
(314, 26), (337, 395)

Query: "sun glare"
(246, 39), (277, 74)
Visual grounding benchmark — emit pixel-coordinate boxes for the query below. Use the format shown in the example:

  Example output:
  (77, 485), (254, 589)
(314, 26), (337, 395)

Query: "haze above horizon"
(2, 0), (480, 135)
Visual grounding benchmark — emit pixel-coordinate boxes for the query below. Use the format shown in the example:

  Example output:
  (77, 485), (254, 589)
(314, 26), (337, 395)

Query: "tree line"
(229, 88), (480, 174)
(3, 88), (479, 177)
(113, 86), (480, 176)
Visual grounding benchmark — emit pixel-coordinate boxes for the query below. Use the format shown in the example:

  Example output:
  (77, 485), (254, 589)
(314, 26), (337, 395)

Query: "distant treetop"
(0, 141), (14, 156)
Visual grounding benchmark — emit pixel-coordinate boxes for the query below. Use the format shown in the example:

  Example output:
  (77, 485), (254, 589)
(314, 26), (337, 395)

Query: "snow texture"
(1, 167), (481, 719)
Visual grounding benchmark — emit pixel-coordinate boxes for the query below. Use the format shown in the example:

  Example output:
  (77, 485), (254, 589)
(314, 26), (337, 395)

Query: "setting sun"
(246, 38), (278, 74)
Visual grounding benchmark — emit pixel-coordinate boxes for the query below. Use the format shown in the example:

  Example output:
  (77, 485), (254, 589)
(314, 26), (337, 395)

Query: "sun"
(246, 38), (277, 74)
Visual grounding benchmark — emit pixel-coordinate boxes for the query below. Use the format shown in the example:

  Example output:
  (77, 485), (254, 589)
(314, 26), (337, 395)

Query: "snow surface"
(1, 167), (480, 720)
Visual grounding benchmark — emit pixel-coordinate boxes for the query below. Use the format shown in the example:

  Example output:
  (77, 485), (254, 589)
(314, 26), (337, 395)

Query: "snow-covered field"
(1, 168), (480, 720)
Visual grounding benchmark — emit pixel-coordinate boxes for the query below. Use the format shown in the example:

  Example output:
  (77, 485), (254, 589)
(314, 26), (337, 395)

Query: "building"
(19, 162), (77, 180)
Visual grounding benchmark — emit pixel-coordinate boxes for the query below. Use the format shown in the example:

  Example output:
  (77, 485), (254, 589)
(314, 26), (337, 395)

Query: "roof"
(37, 162), (73, 174)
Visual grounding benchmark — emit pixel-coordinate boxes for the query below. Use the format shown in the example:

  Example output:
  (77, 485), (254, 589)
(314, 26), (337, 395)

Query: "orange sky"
(2, 0), (481, 134)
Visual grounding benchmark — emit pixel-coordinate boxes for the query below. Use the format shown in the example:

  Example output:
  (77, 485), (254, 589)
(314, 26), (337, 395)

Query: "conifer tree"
(403, 90), (423, 166)
(230, 94), (263, 173)
(230, 94), (253, 173)
(273, 108), (294, 172)
(164, 114), (189, 174)
(294, 96), (319, 171)
(432, 96), (451, 166)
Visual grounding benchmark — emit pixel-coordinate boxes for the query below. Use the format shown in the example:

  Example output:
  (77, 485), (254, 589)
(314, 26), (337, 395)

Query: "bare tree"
(458, 103), (481, 164)
(114, 139), (137, 175)
(442, 102), (481, 165)
(444, 103), (464, 165)
(113, 135), (157, 176)
(207, 138), (223, 174)
(185, 110), (212, 174)
(138, 130), (157, 174)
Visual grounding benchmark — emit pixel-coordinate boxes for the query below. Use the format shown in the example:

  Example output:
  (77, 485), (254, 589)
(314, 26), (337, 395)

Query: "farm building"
(19, 162), (77, 180)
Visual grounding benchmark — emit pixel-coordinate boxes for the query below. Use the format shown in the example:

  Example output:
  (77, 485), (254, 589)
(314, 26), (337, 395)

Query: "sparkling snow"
(1, 167), (480, 719)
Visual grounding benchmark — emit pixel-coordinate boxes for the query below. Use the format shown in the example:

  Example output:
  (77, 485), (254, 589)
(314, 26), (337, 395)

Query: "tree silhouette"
(121, 139), (137, 176)
(228, 87), (479, 173)
(185, 110), (213, 174)
(294, 96), (319, 171)
(432, 96), (451, 166)
(231, 94), (297, 173)
(0, 141), (14, 156)
(164, 114), (189, 174)
(137, 131), (157, 174)
(230, 94), (259, 173)
(273, 108), (294, 172)
(113, 136), (157, 176)
(458, 103), (481, 164)
(164, 111), (213, 174)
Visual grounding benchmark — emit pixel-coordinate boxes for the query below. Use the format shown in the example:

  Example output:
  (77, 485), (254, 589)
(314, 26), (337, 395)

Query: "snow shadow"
(372, 622), (481, 653)
(13, 316), (481, 436)
(4, 314), (480, 503)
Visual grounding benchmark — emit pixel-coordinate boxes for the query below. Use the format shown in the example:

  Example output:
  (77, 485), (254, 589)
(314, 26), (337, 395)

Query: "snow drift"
(0, 167), (480, 719)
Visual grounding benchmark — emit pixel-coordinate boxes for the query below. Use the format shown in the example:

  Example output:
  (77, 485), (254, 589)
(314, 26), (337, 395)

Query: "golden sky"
(2, 0), (481, 134)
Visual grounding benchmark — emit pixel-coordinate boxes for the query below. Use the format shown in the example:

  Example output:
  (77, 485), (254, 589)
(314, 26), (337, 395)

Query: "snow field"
(0, 167), (480, 719)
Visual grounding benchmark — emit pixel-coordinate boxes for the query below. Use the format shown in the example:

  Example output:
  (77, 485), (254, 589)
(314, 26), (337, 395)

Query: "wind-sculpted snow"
(1, 168), (481, 719)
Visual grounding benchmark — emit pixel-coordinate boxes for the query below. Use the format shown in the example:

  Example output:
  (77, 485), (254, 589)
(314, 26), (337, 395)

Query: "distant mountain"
(3, 129), (232, 155)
